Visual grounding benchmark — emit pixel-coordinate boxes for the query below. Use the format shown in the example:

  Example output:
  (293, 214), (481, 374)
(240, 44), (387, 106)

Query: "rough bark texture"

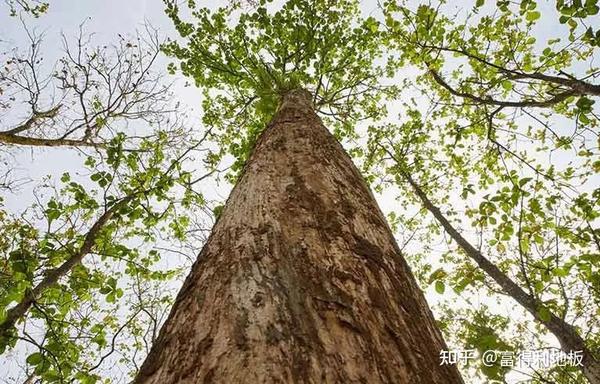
(135, 89), (463, 384)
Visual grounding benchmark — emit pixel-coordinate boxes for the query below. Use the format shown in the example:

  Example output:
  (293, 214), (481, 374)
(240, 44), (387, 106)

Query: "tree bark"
(0, 132), (98, 148)
(135, 89), (463, 383)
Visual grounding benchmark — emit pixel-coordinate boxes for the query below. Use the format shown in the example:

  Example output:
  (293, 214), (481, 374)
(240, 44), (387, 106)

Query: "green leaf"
(26, 352), (43, 365)
(435, 280), (446, 294)
(537, 306), (551, 322)
(579, 113), (590, 124)
(518, 177), (532, 187)
(428, 268), (447, 284)
(568, 18), (578, 29)
(526, 11), (541, 21)
(554, 267), (569, 277)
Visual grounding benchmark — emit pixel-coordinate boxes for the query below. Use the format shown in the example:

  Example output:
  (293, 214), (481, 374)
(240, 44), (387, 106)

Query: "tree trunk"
(135, 89), (463, 383)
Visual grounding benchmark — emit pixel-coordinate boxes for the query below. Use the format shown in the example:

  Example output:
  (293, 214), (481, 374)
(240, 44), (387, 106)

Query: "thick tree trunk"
(135, 89), (463, 383)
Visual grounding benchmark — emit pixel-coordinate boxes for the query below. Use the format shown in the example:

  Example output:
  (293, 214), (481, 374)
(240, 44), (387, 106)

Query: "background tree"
(0, 20), (214, 384)
(365, 0), (600, 382)
(0, 24), (178, 149)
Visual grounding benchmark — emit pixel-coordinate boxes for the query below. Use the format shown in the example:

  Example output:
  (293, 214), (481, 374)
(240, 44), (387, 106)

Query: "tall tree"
(135, 0), (460, 382)
(136, 88), (462, 384)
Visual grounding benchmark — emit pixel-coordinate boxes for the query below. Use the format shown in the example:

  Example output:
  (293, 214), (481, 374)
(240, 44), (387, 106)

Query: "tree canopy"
(163, 0), (395, 176)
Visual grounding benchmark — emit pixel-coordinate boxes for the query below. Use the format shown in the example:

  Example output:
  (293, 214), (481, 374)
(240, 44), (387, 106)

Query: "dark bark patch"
(367, 285), (387, 309)
(233, 309), (249, 350)
(203, 366), (215, 384)
(271, 135), (286, 151)
(285, 167), (321, 213)
(366, 209), (387, 228)
(331, 268), (359, 284)
(194, 292), (205, 309)
(252, 292), (265, 308)
(286, 165), (343, 239)
(185, 336), (215, 381)
(318, 209), (343, 236)
(289, 241), (308, 258)
(257, 222), (271, 235)
(337, 315), (365, 334)
(291, 346), (313, 384)
(199, 336), (214, 353)
(265, 323), (285, 345)
(340, 198), (355, 220)
(353, 235), (384, 265)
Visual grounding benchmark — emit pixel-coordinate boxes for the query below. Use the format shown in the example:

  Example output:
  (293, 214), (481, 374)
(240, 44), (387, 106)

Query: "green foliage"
(556, 0), (600, 46)
(460, 307), (515, 381)
(0, 131), (206, 382)
(163, 0), (394, 178)
(362, 0), (600, 381)
(7, 0), (49, 17)
(3, 0), (600, 382)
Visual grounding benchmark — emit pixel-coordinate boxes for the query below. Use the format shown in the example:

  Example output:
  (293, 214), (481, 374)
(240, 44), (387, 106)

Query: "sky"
(0, 0), (593, 383)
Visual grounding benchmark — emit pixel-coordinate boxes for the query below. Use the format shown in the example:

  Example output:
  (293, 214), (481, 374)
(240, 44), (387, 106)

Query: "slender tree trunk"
(135, 89), (463, 383)
(0, 196), (131, 338)
(397, 167), (600, 384)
